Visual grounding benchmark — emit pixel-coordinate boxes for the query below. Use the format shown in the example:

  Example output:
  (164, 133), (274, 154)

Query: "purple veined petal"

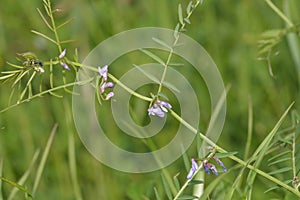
(153, 104), (165, 117)
(105, 92), (114, 100)
(100, 82), (106, 94)
(207, 163), (218, 176)
(148, 107), (156, 116)
(213, 156), (227, 172)
(59, 48), (67, 59)
(106, 82), (114, 88)
(187, 158), (199, 179)
(148, 104), (165, 117)
(203, 162), (210, 175)
(100, 82), (114, 94)
(191, 158), (199, 171)
(157, 100), (172, 109)
(98, 65), (108, 81)
(60, 62), (70, 70)
(186, 167), (195, 179)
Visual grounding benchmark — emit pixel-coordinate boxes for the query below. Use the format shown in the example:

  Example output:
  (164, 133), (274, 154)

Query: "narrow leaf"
(133, 64), (160, 84)
(173, 173), (181, 191)
(154, 187), (161, 200)
(174, 23), (180, 39)
(8, 150), (40, 200)
(139, 49), (165, 65)
(214, 152), (238, 158)
(177, 195), (199, 200)
(152, 37), (171, 50)
(37, 8), (53, 31)
(56, 18), (75, 30)
(161, 174), (173, 200)
(32, 124), (58, 195)
(268, 157), (291, 166)
(178, 4), (184, 25)
(184, 18), (191, 24)
(268, 150), (290, 162)
(268, 167), (292, 175)
(163, 81), (180, 93)
(31, 30), (57, 45)
(188, 180), (204, 185)
(0, 177), (32, 198)
(0, 158), (3, 200)
(186, 1), (193, 14)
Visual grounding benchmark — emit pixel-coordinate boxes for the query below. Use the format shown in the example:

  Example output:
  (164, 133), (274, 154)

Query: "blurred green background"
(0, 0), (300, 199)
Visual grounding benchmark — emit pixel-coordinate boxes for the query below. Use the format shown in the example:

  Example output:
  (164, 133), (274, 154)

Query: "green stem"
(156, 0), (201, 96)
(69, 61), (152, 102)
(47, 0), (62, 52)
(170, 110), (300, 198)
(265, 0), (294, 27)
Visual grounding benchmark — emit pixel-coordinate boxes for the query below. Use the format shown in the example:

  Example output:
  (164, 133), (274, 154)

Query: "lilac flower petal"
(100, 82), (106, 94)
(106, 82), (114, 88)
(187, 168), (195, 179)
(187, 158), (199, 179)
(157, 100), (172, 109)
(207, 163), (218, 176)
(60, 62), (70, 70)
(59, 49), (67, 59)
(191, 158), (199, 171)
(105, 92), (114, 100)
(203, 162), (210, 175)
(148, 104), (165, 117)
(98, 65), (108, 81)
(213, 157), (227, 172)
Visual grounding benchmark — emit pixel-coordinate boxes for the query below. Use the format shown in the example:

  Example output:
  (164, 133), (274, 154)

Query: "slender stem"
(265, 0), (294, 27)
(47, 0), (62, 52)
(170, 110), (300, 198)
(156, 1), (201, 96)
(69, 61), (152, 102)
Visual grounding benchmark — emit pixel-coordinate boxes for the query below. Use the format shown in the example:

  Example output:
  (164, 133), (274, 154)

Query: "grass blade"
(161, 174), (172, 200)
(0, 158), (3, 200)
(7, 150), (40, 200)
(0, 177), (32, 198)
(154, 187), (161, 200)
(245, 102), (294, 198)
(32, 123), (58, 195)
(64, 100), (83, 200)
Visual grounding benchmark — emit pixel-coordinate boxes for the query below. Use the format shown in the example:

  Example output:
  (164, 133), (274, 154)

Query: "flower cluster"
(58, 48), (70, 70)
(98, 65), (114, 100)
(148, 100), (172, 118)
(187, 156), (227, 179)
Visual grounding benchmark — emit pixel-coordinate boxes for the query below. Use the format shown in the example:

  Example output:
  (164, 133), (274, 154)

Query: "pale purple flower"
(187, 158), (199, 179)
(148, 100), (172, 118)
(59, 49), (67, 59)
(60, 62), (70, 70)
(206, 163), (218, 176)
(203, 160), (210, 174)
(98, 65), (108, 81)
(148, 104), (165, 118)
(100, 82), (114, 94)
(157, 100), (172, 110)
(213, 156), (227, 172)
(105, 92), (114, 100)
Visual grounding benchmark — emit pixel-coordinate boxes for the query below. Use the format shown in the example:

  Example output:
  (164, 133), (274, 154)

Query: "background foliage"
(0, 0), (300, 199)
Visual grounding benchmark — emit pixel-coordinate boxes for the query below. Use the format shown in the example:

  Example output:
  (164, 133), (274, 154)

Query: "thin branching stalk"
(156, 1), (201, 96)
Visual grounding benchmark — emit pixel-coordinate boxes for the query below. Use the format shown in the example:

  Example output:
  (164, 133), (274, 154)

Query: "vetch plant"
(0, 0), (300, 199)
